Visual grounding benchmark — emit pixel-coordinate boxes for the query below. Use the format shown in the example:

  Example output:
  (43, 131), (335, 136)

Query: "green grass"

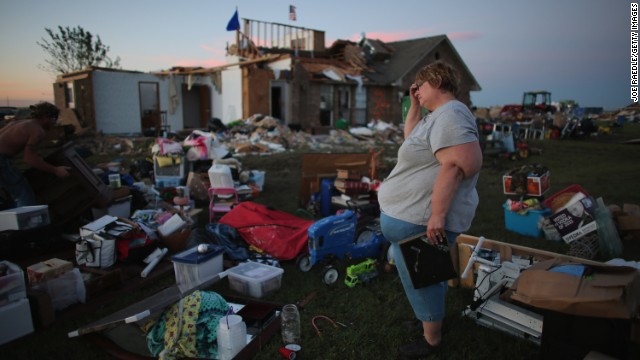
(2, 124), (640, 359)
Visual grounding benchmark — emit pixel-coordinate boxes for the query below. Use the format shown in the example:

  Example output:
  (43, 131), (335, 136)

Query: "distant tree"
(37, 25), (121, 75)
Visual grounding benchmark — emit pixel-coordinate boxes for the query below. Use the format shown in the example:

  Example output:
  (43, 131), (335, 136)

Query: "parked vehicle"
(0, 106), (17, 120)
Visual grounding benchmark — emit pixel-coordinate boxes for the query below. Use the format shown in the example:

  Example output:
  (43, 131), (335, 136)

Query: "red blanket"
(219, 202), (312, 260)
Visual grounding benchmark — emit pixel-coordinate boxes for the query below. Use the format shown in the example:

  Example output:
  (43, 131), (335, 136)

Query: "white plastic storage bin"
(172, 245), (224, 293)
(0, 205), (50, 231)
(0, 261), (26, 306)
(227, 262), (284, 299)
(208, 164), (234, 188)
(0, 298), (34, 345)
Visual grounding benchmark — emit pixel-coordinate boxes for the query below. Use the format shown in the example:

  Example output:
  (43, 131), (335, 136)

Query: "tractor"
(500, 91), (556, 121)
(297, 204), (388, 285)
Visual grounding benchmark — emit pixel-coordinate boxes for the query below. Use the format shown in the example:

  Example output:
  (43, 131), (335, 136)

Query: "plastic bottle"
(281, 304), (301, 345)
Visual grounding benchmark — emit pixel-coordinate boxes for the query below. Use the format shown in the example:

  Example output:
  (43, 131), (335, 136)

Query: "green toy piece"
(344, 258), (378, 288)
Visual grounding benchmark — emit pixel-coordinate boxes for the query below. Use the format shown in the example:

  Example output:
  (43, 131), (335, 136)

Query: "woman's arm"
(426, 141), (483, 243)
(404, 84), (423, 138)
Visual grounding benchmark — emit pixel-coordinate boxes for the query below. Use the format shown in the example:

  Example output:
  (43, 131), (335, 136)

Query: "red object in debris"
(219, 202), (313, 260)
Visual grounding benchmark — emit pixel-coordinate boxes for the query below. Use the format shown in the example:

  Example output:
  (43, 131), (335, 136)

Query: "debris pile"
(68, 114), (404, 158)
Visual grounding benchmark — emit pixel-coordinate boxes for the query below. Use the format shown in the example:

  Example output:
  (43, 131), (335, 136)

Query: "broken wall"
(242, 66), (274, 119)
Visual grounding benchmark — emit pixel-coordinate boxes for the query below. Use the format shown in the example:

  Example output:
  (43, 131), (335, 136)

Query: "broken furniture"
(24, 142), (114, 225)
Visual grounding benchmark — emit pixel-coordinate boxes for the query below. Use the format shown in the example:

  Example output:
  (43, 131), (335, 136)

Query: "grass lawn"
(2, 123), (640, 359)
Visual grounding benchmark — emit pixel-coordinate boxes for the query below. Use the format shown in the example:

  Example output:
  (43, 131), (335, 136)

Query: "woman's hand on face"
(410, 83), (419, 99)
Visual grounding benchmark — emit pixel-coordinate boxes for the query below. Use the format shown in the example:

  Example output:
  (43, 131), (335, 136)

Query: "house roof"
(296, 57), (365, 83)
(363, 35), (481, 91)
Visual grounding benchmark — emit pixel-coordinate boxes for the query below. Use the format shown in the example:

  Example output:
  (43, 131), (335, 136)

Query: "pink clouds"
(173, 58), (227, 68)
(327, 28), (481, 45)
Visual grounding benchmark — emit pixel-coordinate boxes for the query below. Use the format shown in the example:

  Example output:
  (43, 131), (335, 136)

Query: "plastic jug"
(217, 314), (246, 360)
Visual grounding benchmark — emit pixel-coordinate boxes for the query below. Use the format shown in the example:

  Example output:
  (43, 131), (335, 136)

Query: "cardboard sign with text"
(550, 196), (598, 243)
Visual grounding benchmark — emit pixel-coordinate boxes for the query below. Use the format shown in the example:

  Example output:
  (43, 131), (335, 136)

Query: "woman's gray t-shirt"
(377, 100), (480, 232)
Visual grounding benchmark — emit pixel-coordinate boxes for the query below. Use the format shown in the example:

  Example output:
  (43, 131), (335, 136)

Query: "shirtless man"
(0, 102), (70, 207)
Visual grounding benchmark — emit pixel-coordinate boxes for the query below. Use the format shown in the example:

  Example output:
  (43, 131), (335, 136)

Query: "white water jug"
(217, 314), (246, 360)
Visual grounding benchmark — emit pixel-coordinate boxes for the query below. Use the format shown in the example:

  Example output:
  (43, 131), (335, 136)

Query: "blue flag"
(226, 8), (240, 31)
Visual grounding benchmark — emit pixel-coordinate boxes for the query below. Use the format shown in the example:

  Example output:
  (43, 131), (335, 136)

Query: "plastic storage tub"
(172, 245), (224, 293)
(0, 261), (26, 306)
(503, 203), (551, 237)
(0, 205), (49, 231)
(543, 184), (589, 212)
(227, 262), (284, 299)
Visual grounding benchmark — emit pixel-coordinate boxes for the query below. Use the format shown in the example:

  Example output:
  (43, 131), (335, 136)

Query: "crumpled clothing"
(146, 290), (230, 360)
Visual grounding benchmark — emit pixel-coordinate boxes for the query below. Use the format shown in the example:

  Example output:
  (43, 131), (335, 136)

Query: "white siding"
(220, 66), (243, 124)
(92, 71), (147, 134)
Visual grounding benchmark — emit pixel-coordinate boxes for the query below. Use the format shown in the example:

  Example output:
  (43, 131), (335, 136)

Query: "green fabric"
(146, 290), (230, 360)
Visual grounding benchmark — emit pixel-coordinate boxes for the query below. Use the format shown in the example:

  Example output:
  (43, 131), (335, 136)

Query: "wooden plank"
(455, 234), (604, 289)
(456, 241), (476, 288)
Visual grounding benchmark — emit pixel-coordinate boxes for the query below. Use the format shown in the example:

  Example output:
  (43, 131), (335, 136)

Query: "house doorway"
(270, 81), (289, 125)
(182, 84), (211, 129)
(139, 82), (160, 135)
(320, 85), (333, 127)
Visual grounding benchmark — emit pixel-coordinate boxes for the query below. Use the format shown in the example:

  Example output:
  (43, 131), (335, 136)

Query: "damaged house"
(53, 18), (480, 135)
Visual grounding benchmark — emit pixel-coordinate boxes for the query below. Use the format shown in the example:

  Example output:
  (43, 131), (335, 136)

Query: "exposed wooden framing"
(239, 18), (324, 53)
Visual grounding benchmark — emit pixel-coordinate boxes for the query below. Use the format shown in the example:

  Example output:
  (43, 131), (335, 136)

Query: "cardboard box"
(186, 171), (210, 201)
(616, 203), (640, 240)
(80, 267), (122, 300)
(511, 258), (640, 319)
(27, 288), (54, 329)
(0, 205), (50, 231)
(541, 310), (632, 359)
(159, 226), (192, 254)
(26, 258), (73, 286)
(0, 298), (34, 345)
(502, 171), (550, 197)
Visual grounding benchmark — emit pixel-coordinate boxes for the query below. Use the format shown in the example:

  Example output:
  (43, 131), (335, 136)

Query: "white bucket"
(217, 314), (246, 360)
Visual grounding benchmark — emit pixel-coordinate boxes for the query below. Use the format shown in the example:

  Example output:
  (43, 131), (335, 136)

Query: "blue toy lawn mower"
(297, 204), (389, 285)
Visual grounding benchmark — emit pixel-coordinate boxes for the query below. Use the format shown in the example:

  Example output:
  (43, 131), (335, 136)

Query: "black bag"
(398, 234), (457, 289)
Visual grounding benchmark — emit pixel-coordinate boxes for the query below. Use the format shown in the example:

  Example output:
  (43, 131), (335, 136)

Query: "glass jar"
(281, 304), (301, 345)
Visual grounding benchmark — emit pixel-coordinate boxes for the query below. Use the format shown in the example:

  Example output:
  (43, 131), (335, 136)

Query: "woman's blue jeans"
(380, 212), (459, 322)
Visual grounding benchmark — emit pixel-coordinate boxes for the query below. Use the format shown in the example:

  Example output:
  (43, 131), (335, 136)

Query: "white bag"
(75, 234), (116, 268)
